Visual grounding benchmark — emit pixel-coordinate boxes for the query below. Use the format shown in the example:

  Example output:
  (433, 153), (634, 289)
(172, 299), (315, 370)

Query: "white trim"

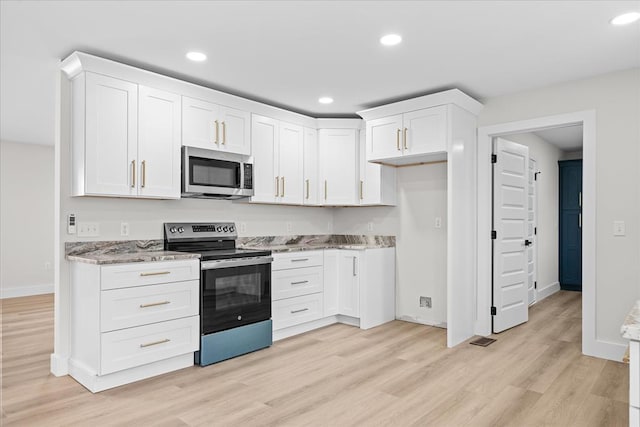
(272, 315), (361, 341)
(0, 284), (54, 299)
(536, 282), (560, 302)
(50, 353), (69, 377)
(477, 110), (614, 360)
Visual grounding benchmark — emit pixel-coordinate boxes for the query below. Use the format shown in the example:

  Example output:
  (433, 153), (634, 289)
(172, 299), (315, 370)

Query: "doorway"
(477, 110), (604, 358)
(491, 128), (583, 333)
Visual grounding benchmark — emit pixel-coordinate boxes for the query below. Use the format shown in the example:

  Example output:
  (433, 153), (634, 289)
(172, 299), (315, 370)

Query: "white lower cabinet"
(69, 259), (200, 392)
(272, 248), (395, 340)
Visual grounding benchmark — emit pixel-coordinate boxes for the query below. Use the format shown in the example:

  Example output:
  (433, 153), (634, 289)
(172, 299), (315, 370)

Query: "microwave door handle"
(201, 256), (274, 270)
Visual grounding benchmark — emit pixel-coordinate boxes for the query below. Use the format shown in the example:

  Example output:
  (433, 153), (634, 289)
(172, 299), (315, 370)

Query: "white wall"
(506, 132), (564, 298)
(335, 163), (447, 327)
(1, 141), (55, 298)
(479, 68), (640, 347)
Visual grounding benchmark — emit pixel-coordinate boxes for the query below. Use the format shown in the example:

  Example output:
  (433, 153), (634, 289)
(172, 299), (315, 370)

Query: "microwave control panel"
(243, 164), (253, 189)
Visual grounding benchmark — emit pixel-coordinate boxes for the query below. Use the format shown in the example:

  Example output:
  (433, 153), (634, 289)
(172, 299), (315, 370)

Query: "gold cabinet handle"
(360, 180), (364, 200)
(141, 160), (146, 188)
(140, 338), (170, 348)
(214, 120), (219, 144)
(131, 160), (136, 188)
(305, 179), (310, 199)
(324, 180), (328, 200)
(291, 308), (309, 314)
(280, 177), (285, 197)
(275, 176), (280, 197)
(396, 129), (401, 150)
(221, 121), (226, 144)
(139, 301), (170, 308)
(139, 271), (171, 277)
(403, 127), (408, 150)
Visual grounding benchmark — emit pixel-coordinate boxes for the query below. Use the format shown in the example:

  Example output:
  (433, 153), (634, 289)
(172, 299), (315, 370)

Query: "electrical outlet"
(44, 262), (52, 270)
(77, 222), (100, 237)
(367, 222), (374, 232)
(286, 222), (293, 233)
(327, 221), (333, 232)
(614, 221), (625, 236)
(239, 222), (247, 233)
(120, 222), (130, 236)
(420, 296), (432, 308)
(435, 217), (442, 229)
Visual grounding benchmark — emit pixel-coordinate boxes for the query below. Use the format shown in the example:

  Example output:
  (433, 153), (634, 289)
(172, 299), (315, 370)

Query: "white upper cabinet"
(303, 127), (320, 205)
(251, 114), (278, 203)
(319, 129), (358, 206)
(182, 96), (250, 156)
(250, 115), (303, 205)
(358, 129), (396, 206)
(277, 122), (304, 205)
(84, 73), (138, 197)
(80, 73), (180, 199)
(366, 106), (447, 164)
(137, 86), (181, 199)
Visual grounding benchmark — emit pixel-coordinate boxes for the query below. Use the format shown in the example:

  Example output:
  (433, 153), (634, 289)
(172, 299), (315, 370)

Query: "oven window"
(190, 157), (240, 188)
(214, 273), (261, 310)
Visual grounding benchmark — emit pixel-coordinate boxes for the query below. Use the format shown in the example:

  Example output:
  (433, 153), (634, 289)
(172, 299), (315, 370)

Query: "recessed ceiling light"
(380, 34), (402, 46)
(610, 12), (640, 26)
(318, 97), (334, 104)
(186, 51), (207, 62)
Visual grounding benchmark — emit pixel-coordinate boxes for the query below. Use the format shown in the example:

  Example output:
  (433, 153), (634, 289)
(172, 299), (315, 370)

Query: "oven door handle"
(201, 256), (274, 270)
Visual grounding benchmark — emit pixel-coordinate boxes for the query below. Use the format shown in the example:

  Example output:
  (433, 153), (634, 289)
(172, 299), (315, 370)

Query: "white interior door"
(527, 158), (537, 305)
(493, 137), (529, 333)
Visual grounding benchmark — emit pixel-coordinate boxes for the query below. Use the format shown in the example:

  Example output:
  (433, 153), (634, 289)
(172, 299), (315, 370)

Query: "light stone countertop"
(67, 250), (201, 265)
(621, 300), (640, 340)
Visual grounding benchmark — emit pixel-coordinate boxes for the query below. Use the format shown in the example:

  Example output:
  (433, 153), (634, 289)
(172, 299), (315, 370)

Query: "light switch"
(613, 221), (625, 236)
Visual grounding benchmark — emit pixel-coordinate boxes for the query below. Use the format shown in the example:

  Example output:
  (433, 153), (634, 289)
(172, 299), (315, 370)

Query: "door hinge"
(491, 306), (497, 316)
(491, 154), (497, 164)
(534, 227), (537, 235)
(534, 281), (537, 289)
(491, 230), (497, 239)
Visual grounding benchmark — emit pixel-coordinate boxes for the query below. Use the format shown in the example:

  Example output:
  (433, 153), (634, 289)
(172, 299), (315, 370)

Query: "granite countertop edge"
(239, 243), (395, 253)
(621, 300), (640, 340)
(67, 251), (201, 265)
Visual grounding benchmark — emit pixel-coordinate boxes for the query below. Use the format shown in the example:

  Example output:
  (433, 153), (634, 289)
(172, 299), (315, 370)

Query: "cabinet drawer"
(272, 293), (323, 330)
(272, 250), (323, 271)
(273, 266), (323, 301)
(101, 280), (199, 332)
(101, 260), (199, 290)
(100, 315), (199, 375)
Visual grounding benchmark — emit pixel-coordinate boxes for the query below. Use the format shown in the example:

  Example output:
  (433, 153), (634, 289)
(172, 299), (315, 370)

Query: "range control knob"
(216, 226), (223, 232)
(177, 227), (185, 233)
(169, 227), (177, 233)
(229, 226), (235, 232)
(223, 226), (229, 232)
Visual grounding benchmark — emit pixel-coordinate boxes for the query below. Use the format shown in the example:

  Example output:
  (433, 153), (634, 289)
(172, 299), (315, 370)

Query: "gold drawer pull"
(306, 179), (310, 199)
(291, 258), (309, 262)
(291, 280), (309, 285)
(139, 271), (171, 277)
(140, 338), (170, 348)
(139, 301), (170, 308)
(291, 308), (309, 314)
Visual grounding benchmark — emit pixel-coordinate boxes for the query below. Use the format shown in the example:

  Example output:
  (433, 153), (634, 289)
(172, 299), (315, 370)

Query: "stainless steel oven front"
(182, 146), (253, 199)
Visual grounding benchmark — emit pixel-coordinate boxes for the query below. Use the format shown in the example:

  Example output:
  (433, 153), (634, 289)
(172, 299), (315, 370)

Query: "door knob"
(524, 239), (532, 246)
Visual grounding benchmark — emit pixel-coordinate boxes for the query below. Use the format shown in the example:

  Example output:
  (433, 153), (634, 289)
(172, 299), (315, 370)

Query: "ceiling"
(1, 1), (639, 146)
(533, 125), (584, 151)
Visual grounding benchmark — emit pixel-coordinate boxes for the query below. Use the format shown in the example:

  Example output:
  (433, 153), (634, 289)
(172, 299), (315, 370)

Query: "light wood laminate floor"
(1, 291), (628, 426)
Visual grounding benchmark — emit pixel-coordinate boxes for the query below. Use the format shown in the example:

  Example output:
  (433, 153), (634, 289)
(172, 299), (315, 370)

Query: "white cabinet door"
(303, 127), (319, 205)
(278, 122), (304, 204)
(366, 114), (403, 161)
(85, 72), (138, 196)
(403, 106), (447, 155)
(219, 106), (250, 155)
(338, 251), (360, 317)
(323, 250), (339, 316)
(319, 129), (358, 205)
(251, 114), (278, 203)
(181, 96), (219, 150)
(138, 86), (181, 199)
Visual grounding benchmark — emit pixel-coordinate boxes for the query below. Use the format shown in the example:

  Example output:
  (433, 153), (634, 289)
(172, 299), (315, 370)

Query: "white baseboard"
(536, 281), (560, 302)
(50, 353), (69, 376)
(1, 283), (54, 299)
(585, 339), (629, 362)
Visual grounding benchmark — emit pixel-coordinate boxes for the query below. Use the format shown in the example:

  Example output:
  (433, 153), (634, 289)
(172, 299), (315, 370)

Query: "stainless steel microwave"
(182, 146), (254, 199)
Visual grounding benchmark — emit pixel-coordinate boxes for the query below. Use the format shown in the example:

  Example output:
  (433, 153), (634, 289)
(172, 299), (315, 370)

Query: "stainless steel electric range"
(164, 222), (273, 366)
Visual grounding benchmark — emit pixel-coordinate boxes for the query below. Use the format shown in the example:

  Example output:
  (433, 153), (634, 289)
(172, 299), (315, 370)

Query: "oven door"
(200, 256), (272, 334)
